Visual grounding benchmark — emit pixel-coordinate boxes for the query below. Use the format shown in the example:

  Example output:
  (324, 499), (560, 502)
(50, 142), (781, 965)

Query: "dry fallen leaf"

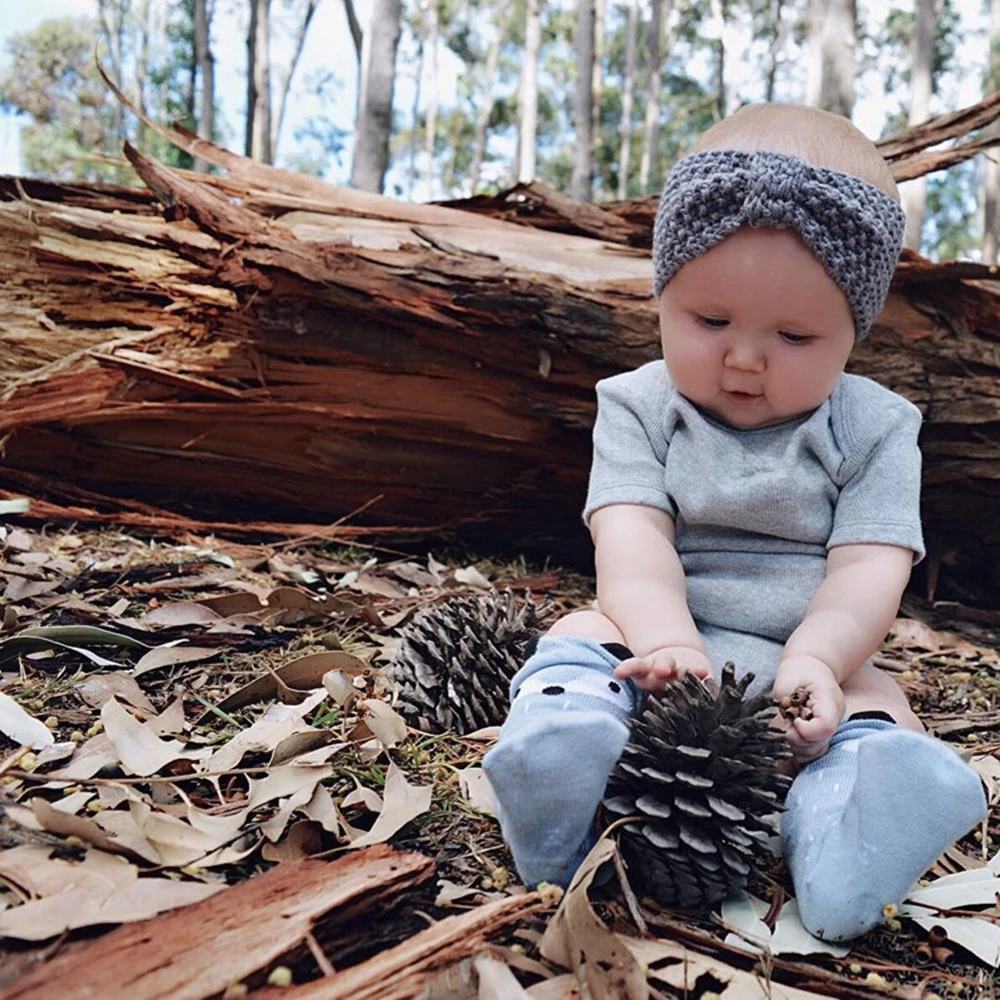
(102, 697), (207, 776)
(348, 763), (432, 849)
(203, 650), (366, 721)
(722, 891), (850, 958)
(360, 698), (408, 750)
(133, 643), (219, 677)
(0, 691), (54, 749)
(453, 565), (492, 590)
(457, 767), (495, 816)
(539, 837), (647, 998)
(76, 672), (156, 714)
(0, 845), (221, 941)
(474, 952), (533, 999)
(140, 602), (224, 627)
(201, 689), (328, 771)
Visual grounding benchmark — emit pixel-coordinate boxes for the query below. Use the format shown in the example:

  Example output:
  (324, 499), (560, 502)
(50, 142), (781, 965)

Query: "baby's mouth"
(723, 390), (763, 404)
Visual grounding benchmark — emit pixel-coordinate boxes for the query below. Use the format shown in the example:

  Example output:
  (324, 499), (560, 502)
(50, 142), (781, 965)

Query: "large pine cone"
(385, 588), (552, 734)
(604, 663), (791, 909)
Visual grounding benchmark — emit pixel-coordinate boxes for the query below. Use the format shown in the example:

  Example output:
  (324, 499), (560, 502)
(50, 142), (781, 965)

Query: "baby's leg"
(783, 663), (986, 941)
(482, 611), (640, 887)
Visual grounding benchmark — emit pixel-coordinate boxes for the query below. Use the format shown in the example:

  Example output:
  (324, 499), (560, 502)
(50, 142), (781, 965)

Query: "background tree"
(591, 0), (605, 180)
(901, 0), (935, 249)
(983, 0), (1000, 264)
(351, 0), (402, 191)
(273, 0), (321, 161)
(616, 0), (638, 198)
(468, 12), (503, 192)
(245, 0), (273, 162)
(570, 0), (595, 199)
(638, 0), (670, 193)
(193, 0), (214, 172)
(805, 0), (855, 116)
(0, 16), (131, 181)
(515, 0), (542, 181)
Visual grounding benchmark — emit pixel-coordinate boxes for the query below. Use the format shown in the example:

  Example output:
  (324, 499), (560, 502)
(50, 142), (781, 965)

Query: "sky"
(0, 0), (993, 194)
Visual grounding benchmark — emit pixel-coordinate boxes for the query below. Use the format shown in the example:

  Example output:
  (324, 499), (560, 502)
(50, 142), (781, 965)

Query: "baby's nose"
(723, 345), (766, 373)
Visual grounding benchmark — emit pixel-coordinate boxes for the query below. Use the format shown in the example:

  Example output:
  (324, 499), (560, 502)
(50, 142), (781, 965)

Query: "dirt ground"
(0, 522), (997, 999)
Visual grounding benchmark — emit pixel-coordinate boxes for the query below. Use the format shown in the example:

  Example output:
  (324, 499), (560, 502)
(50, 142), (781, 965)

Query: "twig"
(271, 495), (387, 552)
(6, 764), (326, 786)
(304, 931), (336, 976)
(610, 838), (647, 935)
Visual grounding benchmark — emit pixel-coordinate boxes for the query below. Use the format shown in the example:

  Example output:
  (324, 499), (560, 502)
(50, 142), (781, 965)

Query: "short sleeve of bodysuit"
(583, 361), (675, 524)
(828, 376), (925, 562)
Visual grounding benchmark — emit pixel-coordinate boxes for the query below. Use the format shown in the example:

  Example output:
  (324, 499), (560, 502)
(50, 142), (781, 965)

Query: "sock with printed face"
(482, 634), (640, 888)
(781, 717), (987, 941)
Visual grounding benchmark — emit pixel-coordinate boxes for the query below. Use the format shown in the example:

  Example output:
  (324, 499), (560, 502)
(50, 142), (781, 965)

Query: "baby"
(483, 103), (986, 941)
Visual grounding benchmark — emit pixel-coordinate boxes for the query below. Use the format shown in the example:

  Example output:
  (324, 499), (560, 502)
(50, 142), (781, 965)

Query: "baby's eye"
(779, 330), (812, 345)
(698, 315), (729, 329)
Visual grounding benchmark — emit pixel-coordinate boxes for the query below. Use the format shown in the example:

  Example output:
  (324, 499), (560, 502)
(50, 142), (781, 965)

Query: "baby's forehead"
(691, 107), (897, 199)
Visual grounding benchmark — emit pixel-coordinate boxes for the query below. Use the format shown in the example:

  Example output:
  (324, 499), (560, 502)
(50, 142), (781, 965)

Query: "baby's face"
(658, 227), (855, 430)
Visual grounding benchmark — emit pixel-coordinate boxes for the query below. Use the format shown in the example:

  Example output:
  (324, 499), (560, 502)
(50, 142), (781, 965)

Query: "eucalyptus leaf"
(0, 626), (151, 666)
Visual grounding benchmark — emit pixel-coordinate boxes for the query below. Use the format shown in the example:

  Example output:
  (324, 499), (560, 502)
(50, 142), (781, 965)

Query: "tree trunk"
(273, 0), (319, 161)
(135, 0), (151, 151)
(571, 0), (595, 200)
(247, 0), (273, 163)
(469, 23), (502, 193)
(350, 0), (402, 192)
(982, 0), (1000, 264)
(343, 0), (363, 62)
(639, 0), (668, 193)
(764, 0), (785, 103)
(515, 0), (542, 183)
(423, 1), (440, 202)
(194, 0), (214, 173)
(97, 0), (127, 146)
(408, 37), (425, 200)
(616, 0), (639, 200)
(708, 0), (727, 118)
(805, 0), (855, 117)
(902, 0), (935, 250)
(591, 0), (606, 184)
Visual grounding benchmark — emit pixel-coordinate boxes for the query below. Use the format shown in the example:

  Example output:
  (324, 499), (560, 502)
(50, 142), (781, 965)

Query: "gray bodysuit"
(583, 360), (925, 696)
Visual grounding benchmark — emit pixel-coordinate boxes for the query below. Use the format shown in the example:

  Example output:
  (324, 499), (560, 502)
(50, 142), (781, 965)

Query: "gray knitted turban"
(652, 149), (906, 340)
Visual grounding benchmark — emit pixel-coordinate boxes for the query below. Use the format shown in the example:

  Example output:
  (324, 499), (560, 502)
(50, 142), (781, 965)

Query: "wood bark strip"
(2, 845), (434, 1000)
(262, 892), (545, 1000)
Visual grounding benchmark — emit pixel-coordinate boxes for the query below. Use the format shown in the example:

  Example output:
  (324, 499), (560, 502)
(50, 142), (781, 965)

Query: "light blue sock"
(482, 635), (640, 888)
(782, 718), (987, 941)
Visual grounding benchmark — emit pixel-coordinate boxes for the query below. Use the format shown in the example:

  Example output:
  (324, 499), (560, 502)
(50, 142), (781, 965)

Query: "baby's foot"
(482, 635), (640, 887)
(782, 717), (986, 941)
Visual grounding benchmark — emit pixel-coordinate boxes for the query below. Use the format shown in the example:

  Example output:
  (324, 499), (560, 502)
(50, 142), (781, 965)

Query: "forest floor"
(0, 523), (997, 999)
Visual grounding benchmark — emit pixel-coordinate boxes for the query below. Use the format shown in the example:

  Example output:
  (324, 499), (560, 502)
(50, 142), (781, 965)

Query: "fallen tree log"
(0, 97), (998, 603)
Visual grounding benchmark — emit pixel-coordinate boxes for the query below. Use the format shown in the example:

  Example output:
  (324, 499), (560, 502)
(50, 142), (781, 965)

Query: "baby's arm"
(590, 503), (711, 690)
(775, 542), (913, 760)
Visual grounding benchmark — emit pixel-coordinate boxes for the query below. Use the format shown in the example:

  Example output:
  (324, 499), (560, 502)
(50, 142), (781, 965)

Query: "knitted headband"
(651, 149), (906, 340)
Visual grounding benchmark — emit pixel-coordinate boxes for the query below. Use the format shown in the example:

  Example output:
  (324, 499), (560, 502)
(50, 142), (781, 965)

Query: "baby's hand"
(773, 654), (845, 765)
(614, 646), (712, 693)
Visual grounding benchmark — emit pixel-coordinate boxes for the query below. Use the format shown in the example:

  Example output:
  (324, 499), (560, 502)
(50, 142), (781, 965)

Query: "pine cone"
(604, 663), (791, 909)
(385, 588), (552, 735)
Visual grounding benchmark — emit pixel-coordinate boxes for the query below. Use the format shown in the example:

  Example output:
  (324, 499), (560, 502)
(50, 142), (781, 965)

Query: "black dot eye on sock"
(608, 681), (621, 693)
(542, 685), (565, 696)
